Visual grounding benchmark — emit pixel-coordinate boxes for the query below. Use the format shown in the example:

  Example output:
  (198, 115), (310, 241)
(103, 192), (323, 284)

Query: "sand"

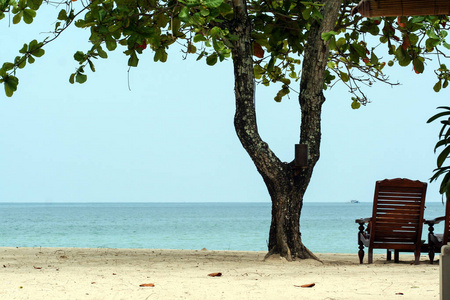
(0, 247), (440, 299)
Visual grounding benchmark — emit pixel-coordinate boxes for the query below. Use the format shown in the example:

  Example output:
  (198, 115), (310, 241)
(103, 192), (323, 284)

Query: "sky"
(0, 6), (449, 203)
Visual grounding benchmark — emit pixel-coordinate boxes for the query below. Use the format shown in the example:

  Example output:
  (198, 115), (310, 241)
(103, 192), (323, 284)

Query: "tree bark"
(231, 0), (342, 260)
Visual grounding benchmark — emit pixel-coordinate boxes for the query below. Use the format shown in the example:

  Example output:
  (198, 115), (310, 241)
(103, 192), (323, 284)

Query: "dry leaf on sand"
(139, 283), (155, 287)
(294, 283), (315, 288)
(208, 272), (222, 277)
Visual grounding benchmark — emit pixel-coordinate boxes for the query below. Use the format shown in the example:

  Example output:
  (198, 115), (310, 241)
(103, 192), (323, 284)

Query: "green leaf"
(408, 33), (419, 46)
(74, 51), (85, 62)
(379, 36), (388, 43)
(187, 44), (197, 53)
(200, 8), (209, 16)
(434, 80), (442, 92)
(75, 73), (87, 84)
(439, 172), (450, 194)
(426, 29), (439, 40)
(171, 17), (181, 36)
(328, 36), (336, 50)
(267, 57), (275, 71)
(160, 51), (168, 62)
(193, 34), (207, 43)
(128, 52), (139, 67)
(19, 44), (28, 54)
(97, 47), (108, 59)
(321, 31), (336, 42)
(426, 38), (440, 51)
(2, 62), (15, 71)
(302, 5), (312, 20)
(97, 9), (107, 22)
(27, 0), (43, 10)
(367, 23), (379, 35)
(202, 0), (223, 8)
(413, 58), (424, 74)
(3, 75), (19, 97)
(32, 48), (44, 57)
(210, 26), (221, 37)
(12, 12), (22, 24)
(69, 73), (75, 84)
(351, 43), (366, 57)
(311, 6), (323, 20)
(179, 7), (190, 22)
(394, 46), (411, 67)
(108, 21), (123, 33)
(437, 145), (450, 167)
(336, 38), (346, 49)
(206, 53), (217, 66)
(57, 9), (67, 21)
(178, 0), (200, 7)
(23, 9), (36, 24)
(370, 52), (378, 64)
(435, 139), (450, 152)
(154, 49), (162, 62)
(88, 60), (96, 72)
(28, 39), (38, 51)
(254, 64), (265, 79)
(106, 40), (117, 51)
(351, 99), (361, 109)
(340, 71), (349, 82)
(18, 58), (26, 69)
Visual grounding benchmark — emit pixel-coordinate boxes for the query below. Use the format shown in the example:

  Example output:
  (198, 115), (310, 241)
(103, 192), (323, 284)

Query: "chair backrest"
(370, 178), (427, 250)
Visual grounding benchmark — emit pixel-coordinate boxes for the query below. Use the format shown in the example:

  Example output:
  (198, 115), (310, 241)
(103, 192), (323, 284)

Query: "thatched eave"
(351, 0), (450, 17)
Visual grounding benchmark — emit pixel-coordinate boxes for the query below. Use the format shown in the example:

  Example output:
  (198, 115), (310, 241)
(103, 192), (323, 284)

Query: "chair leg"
(357, 232), (365, 264)
(429, 247), (435, 264)
(387, 250), (391, 261)
(358, 248), (364, 264)
(414, 249), (420, 265)
(394, 250), (399, 263)
(368, 248), (373, 264)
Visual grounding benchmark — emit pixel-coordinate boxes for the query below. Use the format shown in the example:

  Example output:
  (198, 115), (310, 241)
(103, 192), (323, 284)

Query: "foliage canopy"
(1, 0), (450, 105)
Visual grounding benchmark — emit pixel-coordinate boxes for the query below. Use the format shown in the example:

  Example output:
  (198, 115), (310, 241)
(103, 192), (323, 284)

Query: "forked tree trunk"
(230, 0), (341, 260)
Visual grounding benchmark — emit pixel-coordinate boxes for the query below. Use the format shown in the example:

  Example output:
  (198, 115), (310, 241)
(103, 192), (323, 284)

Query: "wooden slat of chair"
(357, 178), (427, 264)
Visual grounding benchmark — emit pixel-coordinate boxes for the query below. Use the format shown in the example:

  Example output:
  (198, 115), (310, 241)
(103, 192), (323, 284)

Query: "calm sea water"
(0, 202), (446, 254)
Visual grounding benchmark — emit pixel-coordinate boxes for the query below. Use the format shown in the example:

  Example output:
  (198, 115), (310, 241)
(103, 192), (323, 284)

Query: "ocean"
(0, 202), (446, 254)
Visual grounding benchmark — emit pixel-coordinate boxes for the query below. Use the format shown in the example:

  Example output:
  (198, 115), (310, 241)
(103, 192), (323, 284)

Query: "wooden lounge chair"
(355, 178), (427, 265)
(424, 198), (450, 264)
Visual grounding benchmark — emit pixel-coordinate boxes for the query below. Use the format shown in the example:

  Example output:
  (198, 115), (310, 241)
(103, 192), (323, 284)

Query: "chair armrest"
(424, 216), (446, 225)
(355, 217), (372, 224)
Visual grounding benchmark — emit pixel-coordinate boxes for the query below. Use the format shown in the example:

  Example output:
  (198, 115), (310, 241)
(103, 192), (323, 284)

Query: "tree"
(1, 0), (450, 260)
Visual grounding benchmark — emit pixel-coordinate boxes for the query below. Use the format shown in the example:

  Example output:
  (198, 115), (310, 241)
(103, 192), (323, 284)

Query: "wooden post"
(441, 243), (450, 300)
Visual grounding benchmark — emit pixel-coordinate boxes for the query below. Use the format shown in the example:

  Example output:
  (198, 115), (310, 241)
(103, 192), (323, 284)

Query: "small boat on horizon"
(350, 200), (359, 204)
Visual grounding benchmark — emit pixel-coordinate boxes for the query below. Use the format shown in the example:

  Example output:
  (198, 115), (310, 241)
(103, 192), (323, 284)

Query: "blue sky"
(0, 7), (448, 203)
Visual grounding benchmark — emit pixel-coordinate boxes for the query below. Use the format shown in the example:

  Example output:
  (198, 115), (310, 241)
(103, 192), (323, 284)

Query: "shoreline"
(0, 247), (440, 299)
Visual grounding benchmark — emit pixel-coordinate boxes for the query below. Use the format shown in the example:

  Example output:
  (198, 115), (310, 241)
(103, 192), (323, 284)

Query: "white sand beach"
(0, 247), (440, 299)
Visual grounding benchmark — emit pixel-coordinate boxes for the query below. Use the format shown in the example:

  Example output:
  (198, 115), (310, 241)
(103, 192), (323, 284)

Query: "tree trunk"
(230, 0), (342, 260)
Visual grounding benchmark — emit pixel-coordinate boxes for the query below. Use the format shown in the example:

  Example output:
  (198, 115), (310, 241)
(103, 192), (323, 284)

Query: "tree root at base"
(264, 245), (323, 263)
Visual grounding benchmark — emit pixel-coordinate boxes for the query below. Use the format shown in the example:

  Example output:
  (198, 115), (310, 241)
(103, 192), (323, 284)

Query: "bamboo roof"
(352, 0), (450, 17)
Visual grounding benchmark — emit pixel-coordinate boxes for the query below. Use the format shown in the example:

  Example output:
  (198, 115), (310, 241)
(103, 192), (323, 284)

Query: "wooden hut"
(352, 0), (450, 17)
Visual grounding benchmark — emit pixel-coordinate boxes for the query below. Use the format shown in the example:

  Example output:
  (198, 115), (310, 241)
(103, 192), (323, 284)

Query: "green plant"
(428, 106), (450, 197)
